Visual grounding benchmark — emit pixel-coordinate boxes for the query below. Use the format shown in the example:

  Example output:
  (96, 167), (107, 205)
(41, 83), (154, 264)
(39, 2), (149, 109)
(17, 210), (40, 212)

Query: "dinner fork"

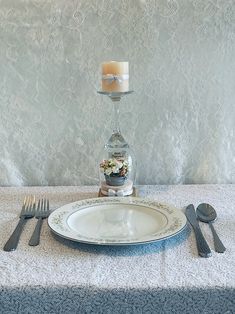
(29, 199), (50, 246)
(4, 196), (35, 252)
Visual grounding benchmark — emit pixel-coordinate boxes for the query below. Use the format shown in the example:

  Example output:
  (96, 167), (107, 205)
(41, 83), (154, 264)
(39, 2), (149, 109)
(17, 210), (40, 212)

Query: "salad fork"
(29, 199), (50, 246)
(4, 196), (35, 252)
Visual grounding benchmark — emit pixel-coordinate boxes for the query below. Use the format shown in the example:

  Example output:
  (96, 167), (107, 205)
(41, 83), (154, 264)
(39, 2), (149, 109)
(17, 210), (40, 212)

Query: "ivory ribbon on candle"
(102, 74), (129, 85)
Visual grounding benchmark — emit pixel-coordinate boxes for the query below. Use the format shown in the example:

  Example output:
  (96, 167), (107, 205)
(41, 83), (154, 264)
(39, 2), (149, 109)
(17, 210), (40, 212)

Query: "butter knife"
(185, 204), (212, 258)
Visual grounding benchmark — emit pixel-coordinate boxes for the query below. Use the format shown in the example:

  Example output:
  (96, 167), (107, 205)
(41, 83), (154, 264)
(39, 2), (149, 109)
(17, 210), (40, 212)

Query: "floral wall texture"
(0, 0), (234, 186)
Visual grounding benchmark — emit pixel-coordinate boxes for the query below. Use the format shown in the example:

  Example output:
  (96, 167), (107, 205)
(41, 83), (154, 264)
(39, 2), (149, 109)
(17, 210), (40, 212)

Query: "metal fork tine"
(32, 195), (36, 211)
(37, 199), (40, 211)
(27, 197), (30, 210)
(32, 196), (36, 212)
(27, 196), (32, 211)
(29, 197), (31, 211)
(21, 196), (27, 214)
(24, 196), (27, 209)
(24, 196), (30, 212)
(23, 196), (27, 208)
(47, 199), (49, 211)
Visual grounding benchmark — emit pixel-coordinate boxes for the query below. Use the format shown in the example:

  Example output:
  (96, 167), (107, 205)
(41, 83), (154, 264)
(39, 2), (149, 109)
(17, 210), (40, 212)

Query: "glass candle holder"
(98, 91), (136, 196)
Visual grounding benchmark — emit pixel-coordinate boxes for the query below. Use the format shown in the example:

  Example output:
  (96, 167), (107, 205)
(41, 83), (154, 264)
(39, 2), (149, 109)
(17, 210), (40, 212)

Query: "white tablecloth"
(0, 185), (235, 313)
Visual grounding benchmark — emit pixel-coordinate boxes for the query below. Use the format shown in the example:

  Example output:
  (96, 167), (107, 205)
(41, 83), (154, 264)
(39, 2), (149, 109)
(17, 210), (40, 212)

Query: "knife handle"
(3, 217), (26, 252)
(193, 226), (212, 258)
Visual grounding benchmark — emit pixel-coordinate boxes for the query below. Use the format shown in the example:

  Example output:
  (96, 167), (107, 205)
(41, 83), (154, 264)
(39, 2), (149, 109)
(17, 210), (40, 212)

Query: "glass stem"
(113, 101), (121, 134)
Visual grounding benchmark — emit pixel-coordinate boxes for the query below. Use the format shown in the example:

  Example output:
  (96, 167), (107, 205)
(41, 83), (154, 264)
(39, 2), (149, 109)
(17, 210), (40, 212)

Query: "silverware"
(28, 199), (50, 246)
(4, 196), (35, 252)
(185, 204), (212, 258)
(196, 203), (226, 253)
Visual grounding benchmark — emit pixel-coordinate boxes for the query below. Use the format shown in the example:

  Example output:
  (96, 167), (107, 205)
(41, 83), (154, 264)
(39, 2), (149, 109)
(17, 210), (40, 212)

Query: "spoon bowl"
(196, 203), (217, 223)
(196, 203), (226, 253)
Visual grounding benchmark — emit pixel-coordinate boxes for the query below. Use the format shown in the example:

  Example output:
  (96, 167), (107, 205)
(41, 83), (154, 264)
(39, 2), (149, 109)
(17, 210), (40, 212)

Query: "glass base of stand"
(98, 186), (137, 197)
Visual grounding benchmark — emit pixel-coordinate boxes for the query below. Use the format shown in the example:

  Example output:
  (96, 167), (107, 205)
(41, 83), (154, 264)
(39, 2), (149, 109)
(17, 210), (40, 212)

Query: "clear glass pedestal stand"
(97, 91), (136, 197)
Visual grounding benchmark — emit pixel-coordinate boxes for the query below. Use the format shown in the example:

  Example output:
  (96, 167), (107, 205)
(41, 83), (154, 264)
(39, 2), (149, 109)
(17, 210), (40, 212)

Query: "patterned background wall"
(0, 0), (234, 186)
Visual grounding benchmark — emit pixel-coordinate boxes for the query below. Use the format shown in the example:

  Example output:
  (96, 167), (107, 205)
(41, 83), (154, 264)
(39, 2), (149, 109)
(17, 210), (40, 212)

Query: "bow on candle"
(102, 74), (129, 85)
(108, 189), (124, 197)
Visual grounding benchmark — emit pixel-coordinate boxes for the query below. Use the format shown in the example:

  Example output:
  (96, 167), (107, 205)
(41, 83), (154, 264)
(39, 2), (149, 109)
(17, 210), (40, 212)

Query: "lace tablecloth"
(0, 185), (235, 313)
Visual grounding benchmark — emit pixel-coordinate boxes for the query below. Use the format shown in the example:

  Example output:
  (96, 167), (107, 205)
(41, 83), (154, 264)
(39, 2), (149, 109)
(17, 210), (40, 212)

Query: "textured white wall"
(0, 0), (234, 186)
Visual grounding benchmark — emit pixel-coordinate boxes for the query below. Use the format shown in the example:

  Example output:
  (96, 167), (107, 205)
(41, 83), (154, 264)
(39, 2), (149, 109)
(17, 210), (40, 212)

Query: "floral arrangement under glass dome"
(100, 158), (129, 186)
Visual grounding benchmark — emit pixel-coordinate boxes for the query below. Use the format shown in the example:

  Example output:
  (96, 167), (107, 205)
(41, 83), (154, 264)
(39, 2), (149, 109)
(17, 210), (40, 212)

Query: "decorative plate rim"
(48, 197), (187, 246)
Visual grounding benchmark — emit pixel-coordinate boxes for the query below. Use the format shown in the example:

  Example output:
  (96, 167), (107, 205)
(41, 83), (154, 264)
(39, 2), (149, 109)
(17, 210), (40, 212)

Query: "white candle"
(102, 61), (129, 92)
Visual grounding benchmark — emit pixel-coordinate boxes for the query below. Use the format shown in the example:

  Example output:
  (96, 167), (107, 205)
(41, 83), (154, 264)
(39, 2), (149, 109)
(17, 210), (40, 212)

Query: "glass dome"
(99, 132), (136, 196)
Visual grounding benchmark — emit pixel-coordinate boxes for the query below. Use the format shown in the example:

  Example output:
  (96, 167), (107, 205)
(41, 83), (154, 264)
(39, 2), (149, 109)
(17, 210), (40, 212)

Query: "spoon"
(196, 203), (226, 253)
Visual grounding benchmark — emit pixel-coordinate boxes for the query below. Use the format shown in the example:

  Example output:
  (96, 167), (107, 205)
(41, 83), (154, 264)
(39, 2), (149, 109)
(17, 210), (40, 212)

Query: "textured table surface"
(0, 185), (235, 313)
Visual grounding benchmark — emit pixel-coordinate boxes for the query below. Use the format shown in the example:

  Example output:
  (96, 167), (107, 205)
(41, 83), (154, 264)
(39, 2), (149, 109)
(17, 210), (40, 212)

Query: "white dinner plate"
(48, 197), (187, 245)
